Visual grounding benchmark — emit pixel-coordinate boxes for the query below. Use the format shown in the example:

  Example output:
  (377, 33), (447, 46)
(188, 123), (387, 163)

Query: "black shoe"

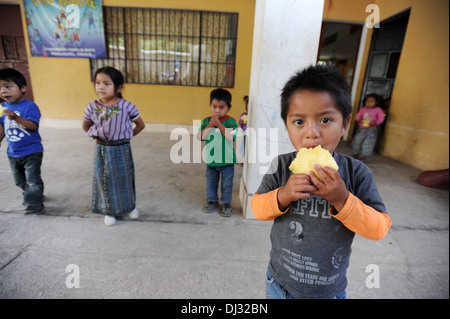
(221, 203), (232, 217)
(24, 205), (44, 215)
(202, 201), (218, 214)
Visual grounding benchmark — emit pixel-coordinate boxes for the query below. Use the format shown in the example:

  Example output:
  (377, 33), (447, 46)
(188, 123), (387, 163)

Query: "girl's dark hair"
(0, 68), (27, 88)
(94, 66), (124, 98)
(210, 88), (232, 107)
(363, 93), (384, 107)
(280, 64), (352, 124)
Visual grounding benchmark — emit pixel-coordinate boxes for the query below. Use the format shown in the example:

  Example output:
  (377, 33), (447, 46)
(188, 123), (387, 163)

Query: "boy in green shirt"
(198, 88), (238, 217)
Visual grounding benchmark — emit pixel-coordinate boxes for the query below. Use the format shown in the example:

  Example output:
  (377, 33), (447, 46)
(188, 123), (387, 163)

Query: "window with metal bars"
(90, 7), (238, 87)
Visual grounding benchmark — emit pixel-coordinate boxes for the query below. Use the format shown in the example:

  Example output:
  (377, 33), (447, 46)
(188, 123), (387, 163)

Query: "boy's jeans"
(265, 268), (346, 299)
(8, 152), (44, 207)
(206, 164), (234, 204)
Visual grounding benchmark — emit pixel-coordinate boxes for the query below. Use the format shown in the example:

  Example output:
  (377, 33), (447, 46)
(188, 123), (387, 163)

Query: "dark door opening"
(0, 4), (34, 102)
(317, 21), (363, 87)
(358, 9), (410, 152)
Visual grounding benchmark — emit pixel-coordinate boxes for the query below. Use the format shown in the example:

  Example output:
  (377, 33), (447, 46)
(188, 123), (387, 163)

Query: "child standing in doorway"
(237, 95), (249, 161)
(251, 65), (391, 299)
(0, 68), (44, 214)
(238, 95), (249, 131)
(198, 88), (238, 217)
(351, 94), (385, 161)
(82, 66), (145, 226)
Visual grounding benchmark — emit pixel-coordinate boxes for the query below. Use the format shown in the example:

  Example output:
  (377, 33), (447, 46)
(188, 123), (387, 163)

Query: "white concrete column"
(240, 0), (325, 219)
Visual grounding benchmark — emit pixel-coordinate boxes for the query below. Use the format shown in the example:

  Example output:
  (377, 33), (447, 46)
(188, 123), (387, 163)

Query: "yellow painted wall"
(324, 0), (449, 171)
(6, 0), (449, 170)
(11, 0), (255, 125)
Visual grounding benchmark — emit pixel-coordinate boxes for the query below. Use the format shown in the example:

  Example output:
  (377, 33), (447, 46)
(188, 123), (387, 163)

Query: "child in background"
(237, 95), (249, 161)
(251, 65), (391, 299)
(82, 66), (145, 226)
(238, 95), (248, 131)
(351, 94), (385, 161)
(198, 88), (238, 217)
(0, 68), (44, 214)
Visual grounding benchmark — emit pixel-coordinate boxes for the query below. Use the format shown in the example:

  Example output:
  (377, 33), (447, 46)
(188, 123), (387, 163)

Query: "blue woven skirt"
(351, 127), (378, 157)
(91, 142), (136, 216)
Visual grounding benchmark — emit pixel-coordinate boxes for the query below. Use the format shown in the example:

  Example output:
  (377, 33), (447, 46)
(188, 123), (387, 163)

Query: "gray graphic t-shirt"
(257, 151), (386, 298)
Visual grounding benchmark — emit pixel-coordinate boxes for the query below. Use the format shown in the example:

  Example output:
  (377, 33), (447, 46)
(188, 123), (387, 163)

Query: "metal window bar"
(91, 7), (238, 87)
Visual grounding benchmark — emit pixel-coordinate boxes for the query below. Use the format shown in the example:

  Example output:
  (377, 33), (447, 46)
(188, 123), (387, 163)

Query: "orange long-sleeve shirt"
(251, 189), (391, 241)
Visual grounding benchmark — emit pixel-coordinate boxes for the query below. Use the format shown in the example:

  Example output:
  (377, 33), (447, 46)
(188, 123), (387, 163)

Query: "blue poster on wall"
(23, 0), (106, 58)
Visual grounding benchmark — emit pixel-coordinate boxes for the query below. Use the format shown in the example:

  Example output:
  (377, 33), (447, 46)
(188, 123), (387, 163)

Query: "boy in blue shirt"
(0, 68), (44, 214)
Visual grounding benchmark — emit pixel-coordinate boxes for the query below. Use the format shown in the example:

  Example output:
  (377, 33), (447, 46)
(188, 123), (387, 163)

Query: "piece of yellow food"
(241, 114), (248, 123)
(362, 119), (371, 127)
(289, 145), (338, 181)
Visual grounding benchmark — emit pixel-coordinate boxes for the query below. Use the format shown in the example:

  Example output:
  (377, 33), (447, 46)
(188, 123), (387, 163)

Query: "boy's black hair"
(94, 66), (124, 98)
(280, 64), (352, 124)
(210, 88), (232, 107)
(0, 68), (27, 88)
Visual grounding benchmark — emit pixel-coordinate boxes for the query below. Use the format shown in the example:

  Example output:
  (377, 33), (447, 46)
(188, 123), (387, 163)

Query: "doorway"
(0, 4), (34, 102)
(317, 21), (363, 88)
(358, 10), (410, 152)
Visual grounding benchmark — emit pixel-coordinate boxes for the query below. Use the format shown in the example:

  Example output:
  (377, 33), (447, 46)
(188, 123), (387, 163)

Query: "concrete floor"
(0, 127), (448, 299)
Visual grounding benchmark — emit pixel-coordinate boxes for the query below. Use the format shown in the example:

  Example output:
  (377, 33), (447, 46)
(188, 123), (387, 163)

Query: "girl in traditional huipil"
(82, 66), (145, 226)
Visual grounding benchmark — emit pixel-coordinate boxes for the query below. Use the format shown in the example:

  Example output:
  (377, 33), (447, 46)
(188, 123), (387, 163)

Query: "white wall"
(241, 0), (325, 218)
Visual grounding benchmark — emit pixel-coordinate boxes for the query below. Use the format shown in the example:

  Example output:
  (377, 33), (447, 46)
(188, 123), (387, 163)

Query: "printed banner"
(23, 0), (106, 58)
